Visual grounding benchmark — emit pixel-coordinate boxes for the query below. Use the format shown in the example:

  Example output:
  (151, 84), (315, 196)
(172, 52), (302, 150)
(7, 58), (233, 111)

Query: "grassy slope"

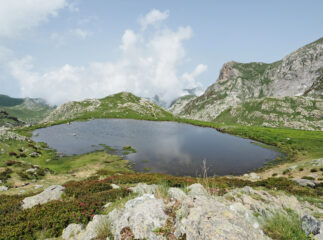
(44, 92), (173, 123)
(215, 96), (322, 130)
(0, 95), (53, 125)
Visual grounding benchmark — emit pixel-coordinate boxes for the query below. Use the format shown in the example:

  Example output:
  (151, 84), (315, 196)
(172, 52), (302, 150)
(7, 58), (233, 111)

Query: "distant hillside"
(0, 95), (54, 126)
(169, 37), (323, 130)
(43, 92), (174, 123)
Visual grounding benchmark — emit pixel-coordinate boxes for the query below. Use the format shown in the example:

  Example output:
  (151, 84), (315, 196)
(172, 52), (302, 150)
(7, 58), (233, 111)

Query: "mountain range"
(0, 37), (322, 130)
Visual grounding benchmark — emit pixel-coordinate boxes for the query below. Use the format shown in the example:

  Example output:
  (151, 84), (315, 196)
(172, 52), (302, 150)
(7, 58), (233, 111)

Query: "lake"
(32, 119), (280, 176)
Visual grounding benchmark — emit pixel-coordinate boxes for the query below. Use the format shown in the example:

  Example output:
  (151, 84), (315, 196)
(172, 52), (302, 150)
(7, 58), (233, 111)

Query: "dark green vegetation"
(0, 94), (24, 107)
(0, 182), (129, 239)
(0, 94), (53, 126)
(263, 209), (308, 240)
(0, 172), (321, 239)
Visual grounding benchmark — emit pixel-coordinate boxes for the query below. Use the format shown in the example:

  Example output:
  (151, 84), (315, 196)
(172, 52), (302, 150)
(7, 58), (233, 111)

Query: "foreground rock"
(62, 215), (109, 240)
(60, 183), (323, 240)
(108, 194), (167, 240)
(22, 185), (65, 209)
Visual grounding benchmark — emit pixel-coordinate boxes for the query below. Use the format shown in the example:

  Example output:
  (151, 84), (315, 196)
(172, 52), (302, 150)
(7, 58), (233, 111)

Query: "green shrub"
(310, 168), (318, 172)
(0, 188), (130, 239)
(299, 168), (304, 171)
(0, 168), (13, 182)
(302, 176), (315, 180)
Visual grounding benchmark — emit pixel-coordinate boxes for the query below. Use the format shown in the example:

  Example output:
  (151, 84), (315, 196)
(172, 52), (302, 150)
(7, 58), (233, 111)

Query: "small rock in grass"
(0, 186), (8, 191)
(301, 214), (321, 236)
(110, 184), (120, 189)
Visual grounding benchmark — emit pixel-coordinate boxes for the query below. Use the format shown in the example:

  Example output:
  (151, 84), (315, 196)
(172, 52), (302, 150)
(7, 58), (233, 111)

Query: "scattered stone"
(287, 165), (297, 171)
(187, 183), (208, 196)
(0, 186), (8, 191)
(22, 185), (65, 209)
(29, 152), (40, 158)
(301, 215), (321, 236)
(103, 202), (111, 208)
(62, 223), (84, 240)
(249, 172), (260, 180)
(293, 179), (316, 188)
(34, 184), (43, 189)
(110, 184), (120, 189)
(108, 194), (167, 240)
(129, 183), (158, 195)
(168, 187), (187, 202)
(26, 168), (37, 173)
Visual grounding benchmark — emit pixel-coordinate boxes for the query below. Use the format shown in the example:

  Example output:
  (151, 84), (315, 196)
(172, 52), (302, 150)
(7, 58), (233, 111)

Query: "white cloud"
(71, 28), (91, 39)
(182, 64), (208, 86)
(120, 30), (137, 51)
(139, 9), (169, 30)
(0, 0), (67, 38)
(9, 9), (207, 106)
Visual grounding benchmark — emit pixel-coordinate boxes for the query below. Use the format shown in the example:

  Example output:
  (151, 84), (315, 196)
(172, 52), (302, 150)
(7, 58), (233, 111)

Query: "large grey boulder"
(301, 215), (321, 236)
(129, 183), (158, 195)
(293, 179), (316, 188)
(168, 187), (187, 202)
(108, 194), (167, 240)
(22, 185), (65, 209)
(174, 195), (269, 240)
(187, 183), (208, 196)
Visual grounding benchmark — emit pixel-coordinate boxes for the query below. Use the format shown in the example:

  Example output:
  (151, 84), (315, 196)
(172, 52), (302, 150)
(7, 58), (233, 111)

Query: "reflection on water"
(32, 119), (280, 176)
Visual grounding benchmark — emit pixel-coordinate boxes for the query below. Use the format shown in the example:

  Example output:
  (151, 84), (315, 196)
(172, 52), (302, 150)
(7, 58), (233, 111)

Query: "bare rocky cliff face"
(170, 37), (323, 129)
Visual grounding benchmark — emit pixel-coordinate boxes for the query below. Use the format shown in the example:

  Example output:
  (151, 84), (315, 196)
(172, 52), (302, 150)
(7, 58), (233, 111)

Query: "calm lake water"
(32, 119), (280, 176)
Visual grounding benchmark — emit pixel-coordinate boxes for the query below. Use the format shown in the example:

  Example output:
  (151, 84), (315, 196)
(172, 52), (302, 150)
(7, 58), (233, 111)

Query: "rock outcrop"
(61, 183), (323, 240)
(169, 37), (323, 130)
(108, 194), (167, 240)
(22, 185), (65, 209)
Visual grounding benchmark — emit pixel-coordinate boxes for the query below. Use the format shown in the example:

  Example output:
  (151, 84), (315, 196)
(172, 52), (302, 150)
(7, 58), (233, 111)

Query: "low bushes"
(0, 186), (130, 239)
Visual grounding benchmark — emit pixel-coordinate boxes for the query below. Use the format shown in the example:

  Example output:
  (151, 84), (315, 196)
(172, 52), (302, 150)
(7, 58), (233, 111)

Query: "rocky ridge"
(169, 37), (323, 130)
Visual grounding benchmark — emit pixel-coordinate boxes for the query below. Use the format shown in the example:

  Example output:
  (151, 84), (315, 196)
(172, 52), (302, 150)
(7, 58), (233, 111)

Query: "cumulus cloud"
(0, 0), (67, 38)
(139, 9), (170, 30)
(182, 64), (208, 86)
(120, 30), (137, 51)
(9, 9), (207, 106)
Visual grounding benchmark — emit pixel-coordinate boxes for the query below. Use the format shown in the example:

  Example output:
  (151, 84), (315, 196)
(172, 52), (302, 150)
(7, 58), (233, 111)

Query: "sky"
(0, 0), (322, 105)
